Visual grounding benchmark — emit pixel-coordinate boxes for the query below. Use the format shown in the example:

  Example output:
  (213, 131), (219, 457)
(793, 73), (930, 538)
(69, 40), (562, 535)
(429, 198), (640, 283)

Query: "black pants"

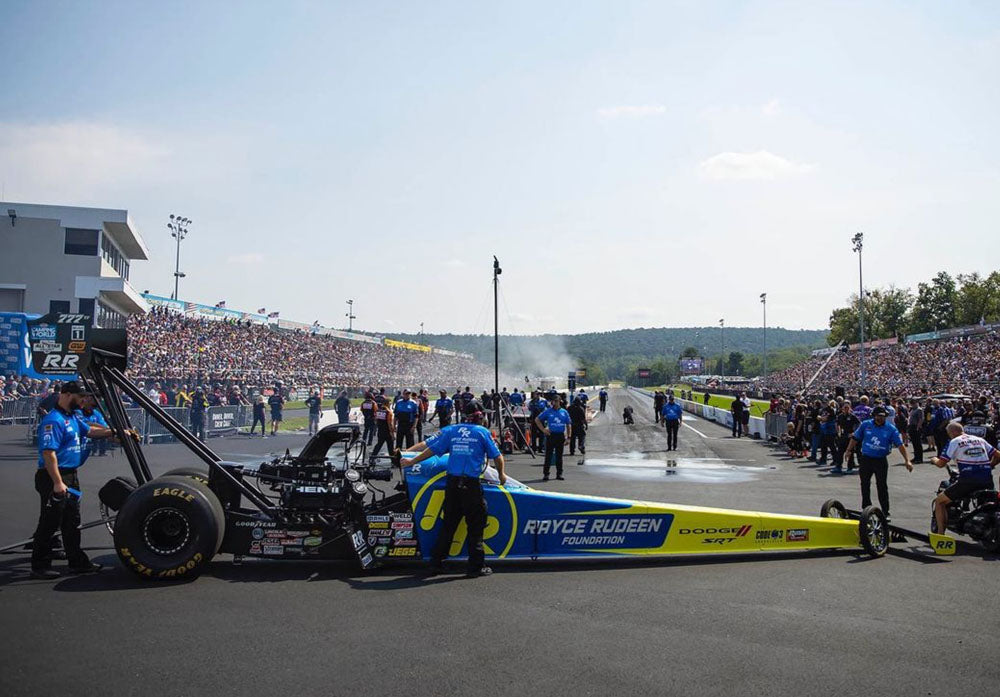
(416, 415), (424, 441)
(654, 405), (662, 424)
(732, 415), (743, 437)
(362, 418), (375, 446)
(32, 469), (89, 570)
(834, 435), (854, 468)
(371, 428), (393, 460)
(250, 413), (265, 436)
(818, 434), (835, 464)
(544, 433), (565, 477)
(569, 428), (586, 455)
(530, 416), (544, 451)
(431, 476), (486, 572)
(933, 430), (948, 457)
(395, 418), (414, 450)
(191, 416), (206, 441)
(858, 454), (890, 515)
(665, 420), (679, 450)
(908, 428), (923, 462)
(438, 413), (452, 427)
(599, 399), (607, 412)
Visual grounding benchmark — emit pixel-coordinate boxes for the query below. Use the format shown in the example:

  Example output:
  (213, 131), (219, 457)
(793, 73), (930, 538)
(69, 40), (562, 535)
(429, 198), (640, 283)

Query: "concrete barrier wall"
(627, 386), (767, 438)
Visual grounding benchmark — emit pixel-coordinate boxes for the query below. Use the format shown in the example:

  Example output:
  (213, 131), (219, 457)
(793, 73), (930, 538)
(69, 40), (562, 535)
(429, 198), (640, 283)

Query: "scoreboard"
(679, 358), (704, 375)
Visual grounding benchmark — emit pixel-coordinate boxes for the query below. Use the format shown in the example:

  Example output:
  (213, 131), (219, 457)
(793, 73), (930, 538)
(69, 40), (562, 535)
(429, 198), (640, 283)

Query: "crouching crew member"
(402, 402), (506, 578)
(31, 382), (118, 579)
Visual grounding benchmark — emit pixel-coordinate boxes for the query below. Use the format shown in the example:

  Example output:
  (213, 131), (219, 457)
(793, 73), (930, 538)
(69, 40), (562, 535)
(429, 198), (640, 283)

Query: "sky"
(1, 1), (998, 336)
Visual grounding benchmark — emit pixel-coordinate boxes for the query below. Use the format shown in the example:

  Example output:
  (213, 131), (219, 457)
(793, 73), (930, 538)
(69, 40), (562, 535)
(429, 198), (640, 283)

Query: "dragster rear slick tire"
(160, 467), (210, 485)
(859, 505), (889, 558)
(114, 476), (224, 581)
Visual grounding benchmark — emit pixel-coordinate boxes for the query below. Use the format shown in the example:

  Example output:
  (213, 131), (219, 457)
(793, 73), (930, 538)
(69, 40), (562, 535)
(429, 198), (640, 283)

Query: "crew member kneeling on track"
(30, 382), (119, 579)
(402, 402), (506, 578)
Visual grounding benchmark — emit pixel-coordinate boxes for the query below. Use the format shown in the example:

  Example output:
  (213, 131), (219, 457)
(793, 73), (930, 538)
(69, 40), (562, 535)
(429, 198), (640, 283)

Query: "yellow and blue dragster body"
(392, 455), (874, 563)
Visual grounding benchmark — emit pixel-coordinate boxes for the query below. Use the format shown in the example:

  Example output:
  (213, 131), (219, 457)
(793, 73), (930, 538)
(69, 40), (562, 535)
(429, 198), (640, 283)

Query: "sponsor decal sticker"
(367, 522), (389, 529)
(248, 542), (262, 554)
(366, 515), (390, 523)
(262, 544), (284, 556)
(786, 529), (809, 542)
(391, 521), (414, 530)
(286, 530), (310, 538)
(68, 341), (86, 353)
(388, 547), (418, 557)
(393, 538), (418, 546)
(350, 530), (365, 550)
(235, 520), (277, 528)
(374, 545), (389, 557)
(251, 528), (265, 540)
(393, 529), (414, 540)
(303, 536), (323, 547)
(265, 530), (288, 539)
(756, 530), (784, 542)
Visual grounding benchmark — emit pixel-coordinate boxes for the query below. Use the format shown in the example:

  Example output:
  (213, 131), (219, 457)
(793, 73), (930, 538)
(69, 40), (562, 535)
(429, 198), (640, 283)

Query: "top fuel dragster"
(19, 312), (901, 581)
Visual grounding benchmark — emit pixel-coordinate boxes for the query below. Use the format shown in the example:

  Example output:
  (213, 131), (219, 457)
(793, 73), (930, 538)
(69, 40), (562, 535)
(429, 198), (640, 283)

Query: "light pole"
(760, 293), (767, 386)
(852, 232), (866, 392)
(345, 299), (356, 331)
(493, 256), (501, 395)
(419, 322), (424, 336)
(719, 318), (725, 384)
(167, 214), (191, 300)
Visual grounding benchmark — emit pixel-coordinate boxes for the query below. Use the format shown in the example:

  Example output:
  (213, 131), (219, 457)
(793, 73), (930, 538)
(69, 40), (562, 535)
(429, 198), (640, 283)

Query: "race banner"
(207, 405), (240, 434)
(26, 312), (92, 376)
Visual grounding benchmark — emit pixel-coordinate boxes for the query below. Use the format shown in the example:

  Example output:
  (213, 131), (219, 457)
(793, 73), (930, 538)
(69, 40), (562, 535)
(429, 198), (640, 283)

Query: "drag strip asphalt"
(1, 388), (998, 697)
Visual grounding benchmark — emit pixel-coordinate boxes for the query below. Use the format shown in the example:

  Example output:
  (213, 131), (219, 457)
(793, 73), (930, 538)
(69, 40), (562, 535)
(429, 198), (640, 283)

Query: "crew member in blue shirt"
(403, 401), (506, 577)
(844, 405), (912, 519)
(598, 388), (609, 413)
(393, 389), (419, 450)
(535, 397), (572, 481)
(30, 382), (117, 579)
(509, 388), (524, 409)
(433, 390), (454, 427)
(661, 394), (683, 451)
(527, 391), (548, 453)
(76, 394), (110, 464)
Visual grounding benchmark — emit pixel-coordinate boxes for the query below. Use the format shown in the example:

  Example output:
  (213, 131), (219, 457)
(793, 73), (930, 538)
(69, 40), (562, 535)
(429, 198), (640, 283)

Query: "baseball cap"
(871, 406), (888, 416)
(60, 381), (90, 395)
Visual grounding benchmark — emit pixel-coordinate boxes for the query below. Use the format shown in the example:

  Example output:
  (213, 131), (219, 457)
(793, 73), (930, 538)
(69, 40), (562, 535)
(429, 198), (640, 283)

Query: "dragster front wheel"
(859, 505), (889, 558)
(820, 499), (847, 519)
(161, 467), (210, 484)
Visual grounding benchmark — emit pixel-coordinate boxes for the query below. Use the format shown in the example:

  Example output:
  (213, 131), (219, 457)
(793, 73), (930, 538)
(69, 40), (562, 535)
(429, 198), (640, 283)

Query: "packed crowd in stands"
(764, 330), (1000, 396)
(124, 308), (501, 397)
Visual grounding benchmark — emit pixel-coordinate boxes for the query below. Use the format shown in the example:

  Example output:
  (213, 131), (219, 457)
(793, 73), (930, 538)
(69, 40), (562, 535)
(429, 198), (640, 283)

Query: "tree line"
(827, 270), (1000, 346)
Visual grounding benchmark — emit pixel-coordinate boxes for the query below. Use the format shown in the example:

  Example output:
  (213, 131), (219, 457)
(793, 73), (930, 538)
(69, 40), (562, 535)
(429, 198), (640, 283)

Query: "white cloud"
(443, 259), (467, 269)
(621, 306), (657, 320)
(226, 253), (264, 265)
(0, 121), (170, 202)
(761, 98), (781, 117)
(597, 105), (667, 120)
(698, 150), (815, 181)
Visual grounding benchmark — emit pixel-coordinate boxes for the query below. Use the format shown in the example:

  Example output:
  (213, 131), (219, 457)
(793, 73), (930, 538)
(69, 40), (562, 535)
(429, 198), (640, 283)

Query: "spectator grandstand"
(764, 329), (1000, 397)
(124, 307), (507, 395)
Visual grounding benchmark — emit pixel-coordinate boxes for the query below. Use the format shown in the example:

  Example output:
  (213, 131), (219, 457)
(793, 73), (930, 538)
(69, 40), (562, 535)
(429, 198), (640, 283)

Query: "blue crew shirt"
(577, 391), (589, 403)
(661, 403), (683, 421)
(852, 419), (903, 458)
(394, 399), (419, 417)
(37, 407), (91, 470)
(75, 409), (108, 467)
(435, 398), (454, 415)
(428, 424), (502, 478)
(537, 407), (571, 434)
(509, 392), (524, 407)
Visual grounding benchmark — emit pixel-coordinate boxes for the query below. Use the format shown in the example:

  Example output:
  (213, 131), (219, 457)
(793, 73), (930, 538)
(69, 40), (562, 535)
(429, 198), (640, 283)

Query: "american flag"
(215, 301), (226, 308)
(184, 302), (196, 313)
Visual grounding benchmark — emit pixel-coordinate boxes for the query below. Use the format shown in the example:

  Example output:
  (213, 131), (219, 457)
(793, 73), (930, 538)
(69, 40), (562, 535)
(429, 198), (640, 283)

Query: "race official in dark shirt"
(568, 398), (587, 457)
(834, 403), (860, 471)
(268, 390), (284, 435)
